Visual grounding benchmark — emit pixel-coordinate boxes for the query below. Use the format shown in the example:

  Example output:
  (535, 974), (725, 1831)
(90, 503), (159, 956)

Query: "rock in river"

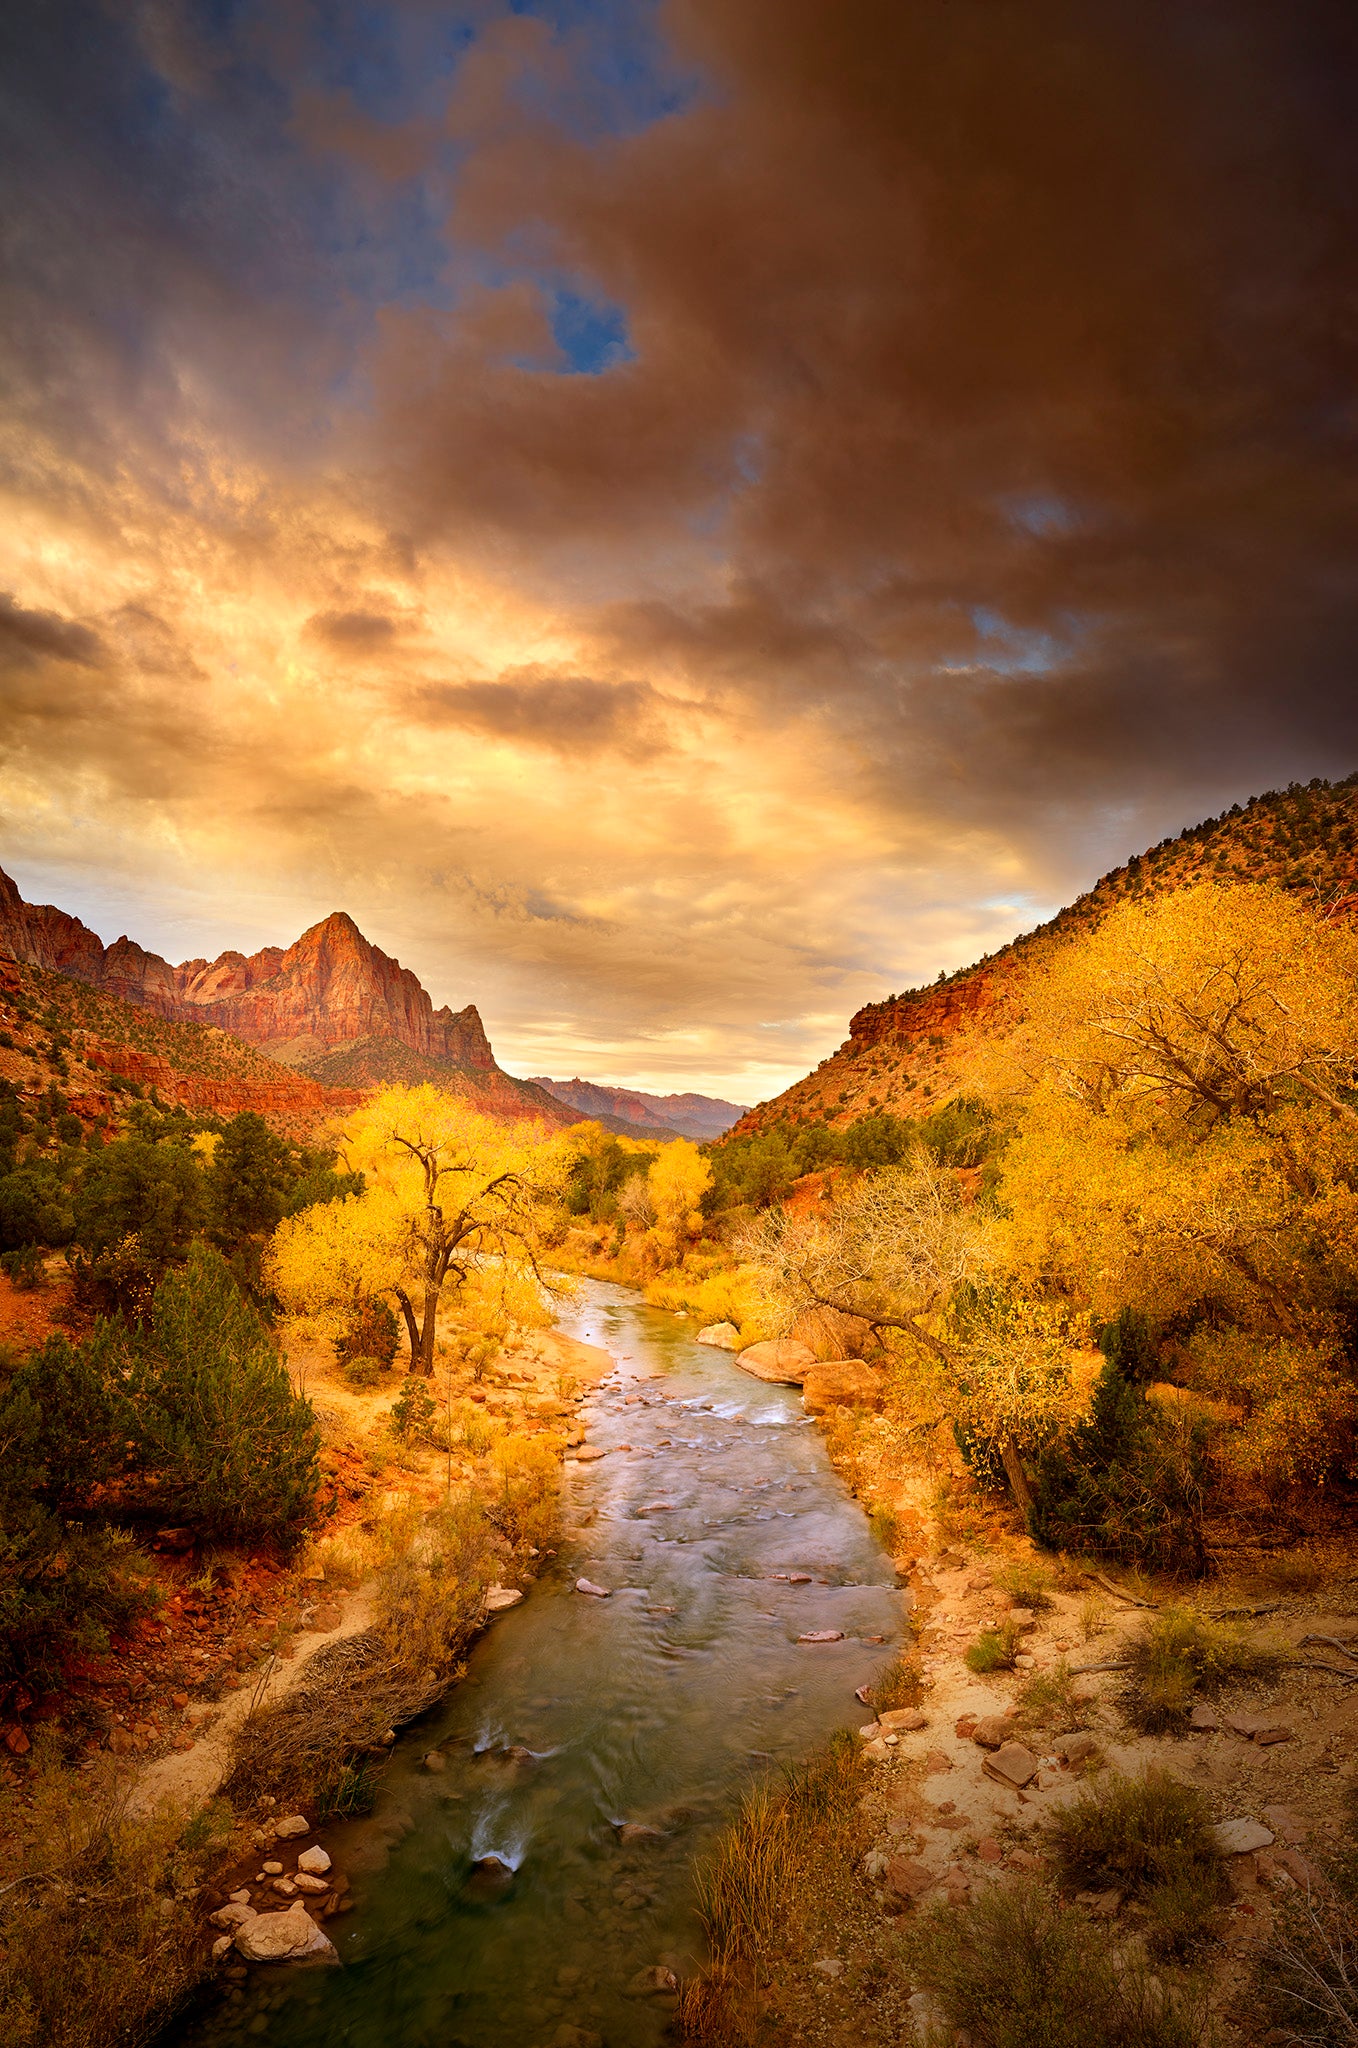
(576, 1578), (611, 1598)
(234, 1905), (336, 1964)
(801, 1359), (884, 1415)
(734, 1339), (815, 1385)
(696, 1323), (742, 1350)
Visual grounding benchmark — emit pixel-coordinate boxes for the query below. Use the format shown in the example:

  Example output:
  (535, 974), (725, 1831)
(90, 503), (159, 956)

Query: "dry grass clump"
(1124, 1604), (1283, 1732)
(0, 1752), (232, 2048)
(678, 1734), (863, 2047)
(1254, 1784), (1358, 2045)
(869, 1649), (924, 1713)
(1046, 1769), (1226, 1958)
(898, 1881), (1211, 2048)
(993, 1559), (1056, 1610)
(1016, 1660), (1088, 1734)
(225, 1495), (504, 1814)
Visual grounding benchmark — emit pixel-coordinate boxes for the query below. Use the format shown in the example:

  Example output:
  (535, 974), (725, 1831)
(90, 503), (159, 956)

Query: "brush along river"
(185, 1280), (905, 2048)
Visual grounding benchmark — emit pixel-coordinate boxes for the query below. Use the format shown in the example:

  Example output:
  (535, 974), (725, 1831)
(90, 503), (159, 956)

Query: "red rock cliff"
(0, 870), (497, 1074)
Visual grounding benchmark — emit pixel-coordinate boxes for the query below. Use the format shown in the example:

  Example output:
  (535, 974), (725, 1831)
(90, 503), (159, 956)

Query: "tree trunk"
(999, 1438), (1035, 1525)
(415, 1281), (441, 1375)
(393, 1288), (420, 1368)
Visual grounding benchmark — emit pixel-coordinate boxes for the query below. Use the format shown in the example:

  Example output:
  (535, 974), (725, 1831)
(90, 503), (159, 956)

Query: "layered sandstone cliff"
(0, 866), (567, 1120)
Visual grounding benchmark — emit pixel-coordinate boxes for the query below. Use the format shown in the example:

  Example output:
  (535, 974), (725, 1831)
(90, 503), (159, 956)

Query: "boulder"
(572, 1446), (607, 1463)
(1213, 1818), (1275, 1857)
(802, 1360), (885, 1416)
(696, 1323), (742, 1350)
(982, 1742), (1039, 1790)
(970, 1715), (1013, 1750)
(297, 1846), (331, 1875)
(234, 1904), (336, 1963)
(878, 1708), (927, 1733)
(484, 1586), (523, 1613)
(734, 1339), (816, 1385)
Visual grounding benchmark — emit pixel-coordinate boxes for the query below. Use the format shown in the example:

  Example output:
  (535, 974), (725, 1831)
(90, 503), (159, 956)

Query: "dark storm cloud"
(367, 0), (1358, 845)
(0, 595), (104, 670)
(306, 609), (406, 648)
(408, 671), (671, 755)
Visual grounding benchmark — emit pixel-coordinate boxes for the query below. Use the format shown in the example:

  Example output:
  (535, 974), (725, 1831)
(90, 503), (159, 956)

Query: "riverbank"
(0, 1304), (613, 2048)
(677, 1513), (1358, 2045)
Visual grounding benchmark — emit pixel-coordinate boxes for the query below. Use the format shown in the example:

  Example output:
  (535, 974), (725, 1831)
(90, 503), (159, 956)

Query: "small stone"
(1008, 1608), (1037, 1632)
(1254, 1725), (1294, 1746)
(1261, 1805), (1306, 1844)
(976, 1838), (1004, 1864)
(618, 1823), (665, 1844)
(274, 1815), (310, 1839)
(1009, 1848), (1045, 1873)
(210, 1902), (257, 1930)
(1077, 1888), (1123, 1918)
(484, 1586), (523, 1613)
(576, 1579), (611, 1598)
(885, 1855), (935, 1899)
(813, 1957), (844, 1978)
(1014, 1654), (1036, 1669)
(1189, 1703), (1220, 1731)
(878, 1708), (927, 1733)
(859, 1722), (882, 1741)
(297, 1846), (331, 1875)
(1054, 1732), (1099, 1765)
(625, 1964), (679, 1996)
(228, 1889), (252, 1906)
(941, 1865), (971, 1903)
(211, 1934), (233, 1960)
(798, 1630), (844, 1643)
(270, 1877), (297, 1896)
(423, 1751), (446, 1772)
(924, 1749), (952, 1774)
(262, 1861), (283, 1876)
(954, 1714), (978, 1739)
(294, 1874), (329, 1894)
(1213, 1818), (1276, 1856)
(982, 1742), (1039, 1790)
(572, 1446), (606, 1463)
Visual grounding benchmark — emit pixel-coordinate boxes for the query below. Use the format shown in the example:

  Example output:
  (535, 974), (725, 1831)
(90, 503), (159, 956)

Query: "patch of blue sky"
(967, 605), (1074, 677)
(1001, 491), (1079, 538)
(548, 286), (635, 372)
(507, 0), (705, 139)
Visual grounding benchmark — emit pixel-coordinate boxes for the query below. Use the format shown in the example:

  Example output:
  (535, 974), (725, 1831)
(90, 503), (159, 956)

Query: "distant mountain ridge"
(0, 866), (572, 1125)
(528, 1077), (747, 1142)
(731, 773), (1358, 1137)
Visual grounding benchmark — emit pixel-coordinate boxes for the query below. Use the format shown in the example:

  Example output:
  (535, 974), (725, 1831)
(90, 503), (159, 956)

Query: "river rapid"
(185, 1280), (904, 2048)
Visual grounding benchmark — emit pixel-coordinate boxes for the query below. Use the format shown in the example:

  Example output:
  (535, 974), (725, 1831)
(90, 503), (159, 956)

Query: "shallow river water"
(182, 1280), (904, 2048)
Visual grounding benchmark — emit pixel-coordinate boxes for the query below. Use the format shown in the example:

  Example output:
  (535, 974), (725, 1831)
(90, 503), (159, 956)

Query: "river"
(183, 1279), (904, 2048)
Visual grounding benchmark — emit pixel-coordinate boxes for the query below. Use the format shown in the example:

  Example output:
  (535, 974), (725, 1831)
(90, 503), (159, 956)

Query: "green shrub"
(965, 1619), (1022, 1672)
(0, 1390), (159, 1699)
(1046, 1769), (1226, 1956)
(70, 1135), (204, 1308)
(1016, 1659), (1087, 1734)
(335, 1295), (399, 1375)
(869, 1650), (923, 1712)
(341, 1352), (386, 1388)
(1030, 1340), (1207, 1574)
(391, 1374), (437, 1442)
(899, 1880), (1211, 2048)
(133, 1244), (319, 1543)
(0, 1167), (74, 1251)
(1124, 1604), (1281, 1732)
(0, 1245), (45, 1289)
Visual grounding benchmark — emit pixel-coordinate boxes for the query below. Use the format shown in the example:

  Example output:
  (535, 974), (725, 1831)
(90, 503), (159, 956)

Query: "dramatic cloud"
(2, 0), (1356, 1095)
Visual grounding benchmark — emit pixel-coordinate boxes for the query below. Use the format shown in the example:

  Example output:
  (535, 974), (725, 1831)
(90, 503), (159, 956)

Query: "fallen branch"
(1084, 1571), (1158, 1609)
(1210, 1603), (1283, 1619)
(1068, 1660), (1133, 1675)
(1299, 1634), (1358, 1664)
(1290, 1661), (1358, 1684)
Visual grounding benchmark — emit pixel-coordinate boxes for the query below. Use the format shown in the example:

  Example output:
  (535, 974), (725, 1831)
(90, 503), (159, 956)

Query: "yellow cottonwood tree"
(270, 1086), (561, 1374)
(646, 1140), (712, 1264)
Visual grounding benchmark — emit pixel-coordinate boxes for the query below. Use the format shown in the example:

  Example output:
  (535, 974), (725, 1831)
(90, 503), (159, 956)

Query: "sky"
(3, 0), (1358, 1102)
